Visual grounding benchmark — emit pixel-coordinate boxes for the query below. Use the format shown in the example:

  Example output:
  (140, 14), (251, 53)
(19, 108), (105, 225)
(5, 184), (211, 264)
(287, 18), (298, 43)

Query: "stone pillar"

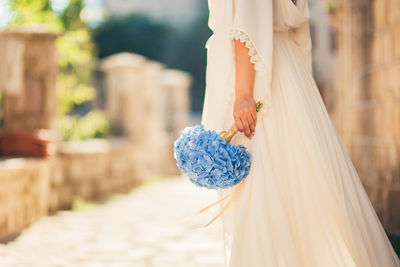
(158, 69), (192, 176)
(142, 61), (166, 141)
(101, 53), (181, 177)
(0, 29), (59, 132)
(100, 53), (147, 142)
(143, 62), (186, 176)
(0, 37), (24, 95)
(162, 69), (192, 137)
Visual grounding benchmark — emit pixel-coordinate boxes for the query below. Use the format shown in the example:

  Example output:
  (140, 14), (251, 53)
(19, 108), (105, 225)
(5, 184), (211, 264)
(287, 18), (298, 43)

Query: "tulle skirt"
(217, 35), (400, 267)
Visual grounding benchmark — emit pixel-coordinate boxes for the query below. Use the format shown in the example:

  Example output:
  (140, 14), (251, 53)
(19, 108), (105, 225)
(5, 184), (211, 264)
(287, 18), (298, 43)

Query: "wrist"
(235, 91), (253, 100)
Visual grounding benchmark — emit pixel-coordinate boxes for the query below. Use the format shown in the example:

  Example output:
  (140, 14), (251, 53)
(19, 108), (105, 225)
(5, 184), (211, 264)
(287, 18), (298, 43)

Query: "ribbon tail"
(203, 178), (247, 227)
(168, 190), (234, 227)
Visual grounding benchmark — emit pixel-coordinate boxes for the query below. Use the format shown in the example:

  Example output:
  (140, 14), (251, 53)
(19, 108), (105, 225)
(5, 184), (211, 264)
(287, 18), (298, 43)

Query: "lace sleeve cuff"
(229, 29), (268, 75)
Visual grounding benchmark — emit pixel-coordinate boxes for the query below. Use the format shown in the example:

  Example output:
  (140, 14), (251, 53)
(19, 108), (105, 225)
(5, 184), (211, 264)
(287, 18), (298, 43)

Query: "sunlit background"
(0, 0), (398, 265)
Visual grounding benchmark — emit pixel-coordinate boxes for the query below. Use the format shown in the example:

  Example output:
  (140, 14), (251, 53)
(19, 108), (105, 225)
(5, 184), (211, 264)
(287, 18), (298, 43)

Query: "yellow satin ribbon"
(169, 177), (247, 228)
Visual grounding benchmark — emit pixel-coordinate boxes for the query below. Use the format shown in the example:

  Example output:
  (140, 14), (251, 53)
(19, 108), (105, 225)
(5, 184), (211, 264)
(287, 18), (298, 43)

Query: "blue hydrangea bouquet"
(174, 125), (251, 189)
(171, 101), (263, 227)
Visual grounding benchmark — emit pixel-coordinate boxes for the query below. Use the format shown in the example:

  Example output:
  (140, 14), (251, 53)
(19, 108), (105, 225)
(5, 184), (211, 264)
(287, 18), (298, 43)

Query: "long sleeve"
(230, 0), (274, 114)
(230, 0), (273, 75)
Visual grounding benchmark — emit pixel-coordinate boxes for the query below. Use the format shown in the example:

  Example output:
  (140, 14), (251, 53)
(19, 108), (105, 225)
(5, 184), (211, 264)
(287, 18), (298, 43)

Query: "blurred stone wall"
(0, 158), (49, 240)
(0, 30), (191, 240)
(331, 0), (400, 235)
(100, 53), (191, 178)
(48, 139), (138, 213)
(0, 142), (136, 240)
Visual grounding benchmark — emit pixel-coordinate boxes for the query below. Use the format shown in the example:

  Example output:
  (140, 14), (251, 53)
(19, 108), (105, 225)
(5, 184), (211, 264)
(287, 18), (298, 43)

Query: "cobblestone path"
(0, 177), (225, 267)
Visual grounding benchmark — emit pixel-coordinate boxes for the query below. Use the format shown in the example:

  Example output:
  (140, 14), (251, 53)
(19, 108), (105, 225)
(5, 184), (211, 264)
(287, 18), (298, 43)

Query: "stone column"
(162, 69), (192, 138)
(100, 53), (147, 142)
(0, 37), (24, 95)
(142, 62), (186, 176)
(143, 61), (166, 141)
(159, 69), (192, 176)
(101, 53), (171, 178)
(0, 29), (59, 132)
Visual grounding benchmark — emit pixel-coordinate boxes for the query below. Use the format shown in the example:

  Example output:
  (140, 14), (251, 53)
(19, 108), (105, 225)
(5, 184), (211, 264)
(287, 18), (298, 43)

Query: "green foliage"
(57, 78), (95, 115)
(60, 0), (84, 30)
(9, 0), (110, 141)
(57, 28), (95, 68)
(60, 110), (110, 141)
(8, 0), (63, 31)
(56, 28), (97, 116)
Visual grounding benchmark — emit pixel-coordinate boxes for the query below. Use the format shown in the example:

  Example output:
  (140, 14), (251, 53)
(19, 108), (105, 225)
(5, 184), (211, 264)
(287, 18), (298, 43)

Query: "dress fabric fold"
(201, 0), (400, 266)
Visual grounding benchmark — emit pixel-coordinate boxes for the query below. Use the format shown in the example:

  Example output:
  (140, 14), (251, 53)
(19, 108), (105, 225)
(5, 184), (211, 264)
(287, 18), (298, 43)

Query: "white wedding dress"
(201, 0), (400, 266)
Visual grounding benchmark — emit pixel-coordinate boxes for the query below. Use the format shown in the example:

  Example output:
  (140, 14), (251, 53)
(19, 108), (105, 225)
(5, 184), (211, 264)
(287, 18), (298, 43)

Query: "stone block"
(56, 139), (138, 201)
(100, 53), (147, 140)
(371, 33), (385, 65)
(0, 37), (24, 95)
(162, 69), (192, 137)
(0, 30), (59, 133)
(373, 0), (388, 28)
(372, 102), (384, 138)
(381, 30), (393, 63)
(388, 0), (400, 24)
(0, 158), (50, 239)
(369, 69), (384, 101)
(393, 25), (400, 59)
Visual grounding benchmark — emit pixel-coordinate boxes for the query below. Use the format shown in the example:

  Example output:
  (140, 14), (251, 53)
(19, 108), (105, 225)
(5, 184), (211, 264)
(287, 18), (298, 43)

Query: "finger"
(247, 113), (255, 134)
(251, 115), (257, 136)
(251, 107), (257, 124)
(241, 116), (252, 138)
(235, 115), (244, 133)
(250, 106), (257, 135)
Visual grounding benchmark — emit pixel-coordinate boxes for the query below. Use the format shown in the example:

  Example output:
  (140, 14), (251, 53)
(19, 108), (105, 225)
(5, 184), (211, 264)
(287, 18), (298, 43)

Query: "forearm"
(234, 39), (256, 98)
(233, 39), (257, 138)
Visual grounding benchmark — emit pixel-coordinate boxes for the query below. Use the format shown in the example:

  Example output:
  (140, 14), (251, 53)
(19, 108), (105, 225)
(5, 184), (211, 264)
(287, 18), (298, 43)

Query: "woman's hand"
(234, 95), (257, 138)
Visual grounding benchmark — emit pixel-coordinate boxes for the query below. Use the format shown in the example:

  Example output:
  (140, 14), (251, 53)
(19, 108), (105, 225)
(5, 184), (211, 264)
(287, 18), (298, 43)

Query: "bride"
(200, 0), (400, 266)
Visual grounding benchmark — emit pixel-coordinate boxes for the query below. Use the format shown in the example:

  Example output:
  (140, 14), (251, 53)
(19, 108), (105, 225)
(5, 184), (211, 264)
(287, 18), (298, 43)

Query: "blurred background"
(0, 0), (398, 266)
